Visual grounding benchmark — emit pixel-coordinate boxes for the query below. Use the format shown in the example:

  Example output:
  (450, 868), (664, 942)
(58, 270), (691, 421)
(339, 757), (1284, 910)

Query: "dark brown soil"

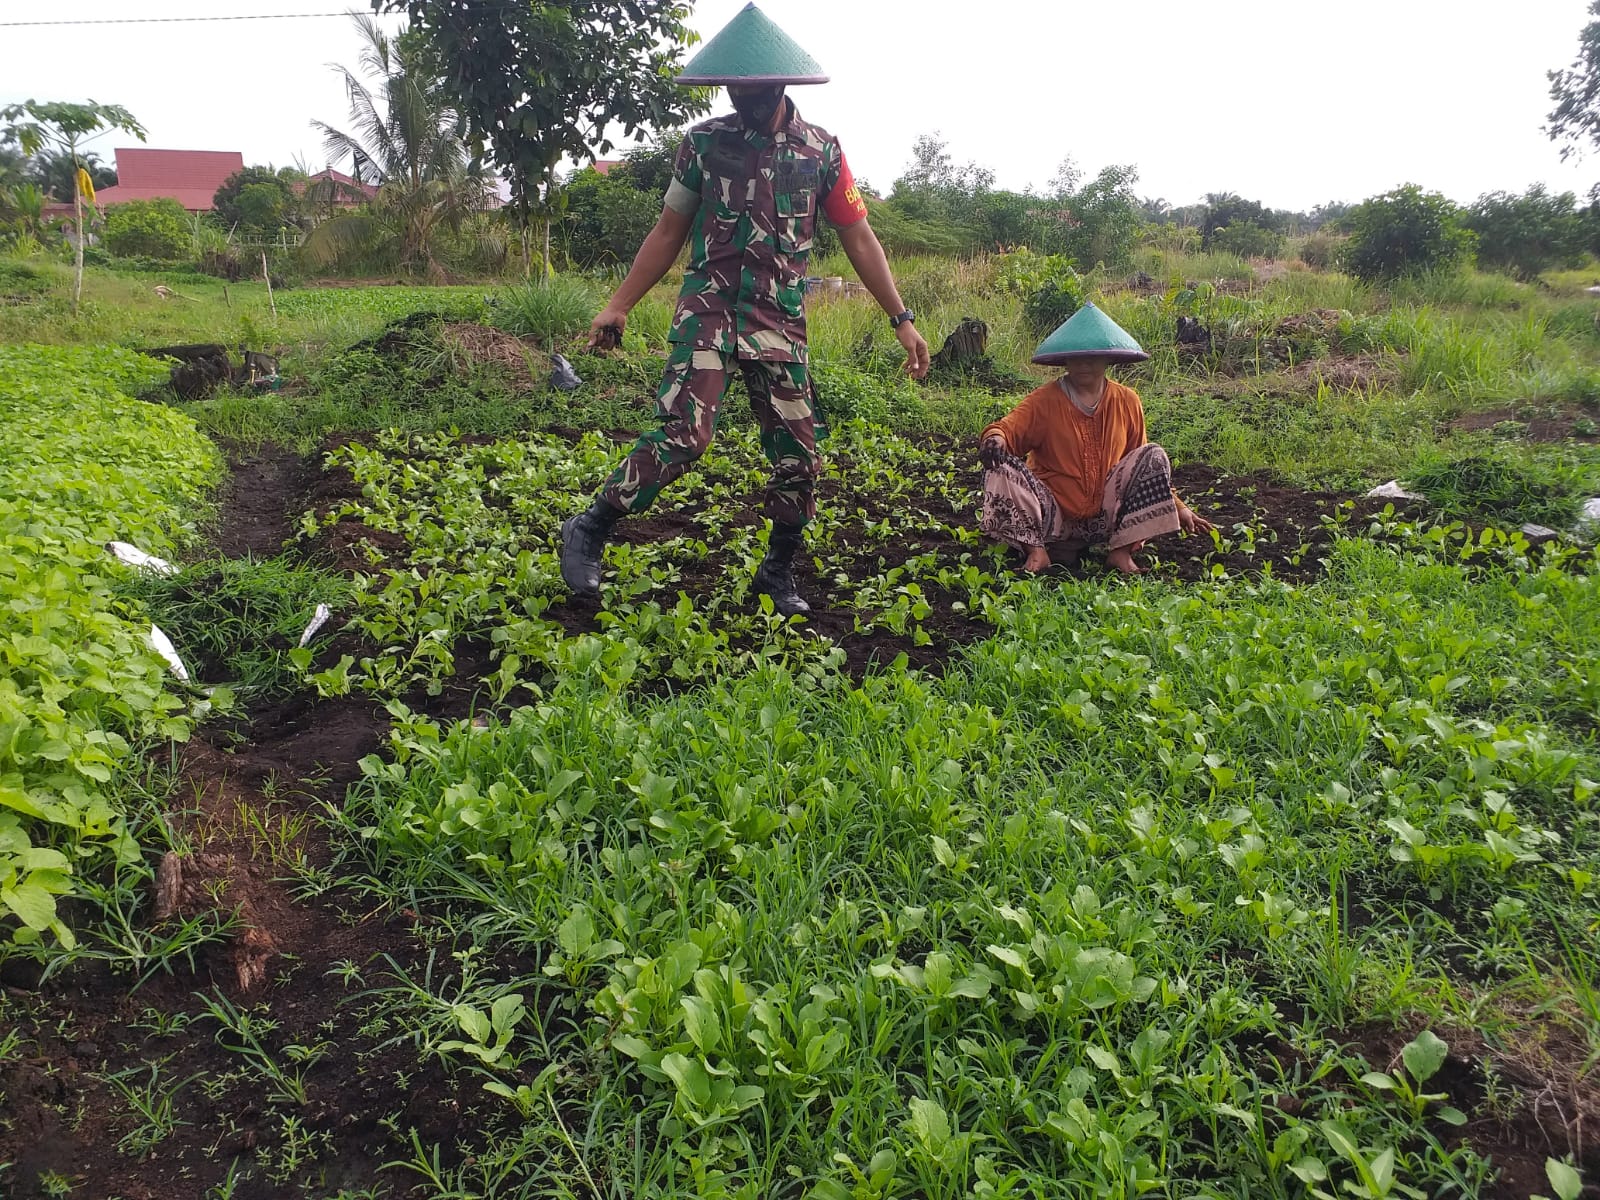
(211, 449), (316, 559)
(1451, 404), (1600, 444)
(1269, 1019), (1600, 1199)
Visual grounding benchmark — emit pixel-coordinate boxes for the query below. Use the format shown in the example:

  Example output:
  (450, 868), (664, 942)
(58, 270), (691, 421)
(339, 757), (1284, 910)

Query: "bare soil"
(1451, 404), (1600, 444)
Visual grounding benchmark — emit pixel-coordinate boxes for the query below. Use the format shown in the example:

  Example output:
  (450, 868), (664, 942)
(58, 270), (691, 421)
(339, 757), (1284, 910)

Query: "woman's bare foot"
(1021, 546), (1051, 573)
(1106, 545), (1144, 574)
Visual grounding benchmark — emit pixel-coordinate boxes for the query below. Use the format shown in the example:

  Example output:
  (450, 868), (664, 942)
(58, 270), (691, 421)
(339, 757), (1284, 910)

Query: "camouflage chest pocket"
(773, 157), (819, 254)
(703, 146), (748, 243)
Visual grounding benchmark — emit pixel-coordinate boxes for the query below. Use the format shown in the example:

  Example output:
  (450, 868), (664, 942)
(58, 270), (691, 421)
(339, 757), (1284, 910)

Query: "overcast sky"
(2, 0), (1597, 211)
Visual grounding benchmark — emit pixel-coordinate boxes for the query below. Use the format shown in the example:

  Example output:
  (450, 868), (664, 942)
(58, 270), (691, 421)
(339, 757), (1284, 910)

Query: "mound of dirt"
(441, 321), (548, 386)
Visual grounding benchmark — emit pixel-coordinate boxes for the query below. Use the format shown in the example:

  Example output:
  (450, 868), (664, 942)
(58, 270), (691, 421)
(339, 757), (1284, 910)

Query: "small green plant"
(196, 990), (321, 1106)
(1356, 1030), (1468, 1125)
(98, 1060), (199, 1154)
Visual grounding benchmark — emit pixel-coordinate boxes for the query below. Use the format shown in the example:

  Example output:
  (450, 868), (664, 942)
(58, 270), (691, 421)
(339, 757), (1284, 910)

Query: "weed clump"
(492, 275), (600, 346)
(121, 556), (352, 700)
(1409, 450), (1579, 526)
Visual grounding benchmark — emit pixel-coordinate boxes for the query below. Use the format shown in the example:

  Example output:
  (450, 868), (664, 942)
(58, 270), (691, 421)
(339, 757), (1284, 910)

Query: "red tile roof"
(298, 168), (380, 200)
(592, 160), (621, 176)
(95, 148), (245, 211)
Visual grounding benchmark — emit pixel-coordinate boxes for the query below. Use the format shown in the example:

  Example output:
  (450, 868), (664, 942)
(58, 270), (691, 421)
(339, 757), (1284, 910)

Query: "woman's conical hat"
(1032, 303), (1150, 365)
(677, 3), (829, 85)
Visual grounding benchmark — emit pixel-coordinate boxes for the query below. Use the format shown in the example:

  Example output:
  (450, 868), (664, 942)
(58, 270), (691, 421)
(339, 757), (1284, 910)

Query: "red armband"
(823, 155), (869, 227)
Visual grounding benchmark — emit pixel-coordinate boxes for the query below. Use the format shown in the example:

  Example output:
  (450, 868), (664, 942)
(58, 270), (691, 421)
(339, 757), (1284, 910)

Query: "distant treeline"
(558, 130), (1600, 282)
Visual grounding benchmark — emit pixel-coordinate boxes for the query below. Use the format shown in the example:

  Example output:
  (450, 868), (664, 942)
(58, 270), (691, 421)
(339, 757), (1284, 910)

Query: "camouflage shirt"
(662, 102), (867, 363)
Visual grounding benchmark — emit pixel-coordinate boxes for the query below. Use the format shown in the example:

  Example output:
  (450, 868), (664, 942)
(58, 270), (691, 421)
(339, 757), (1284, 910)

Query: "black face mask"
(730, 86), (785, 131)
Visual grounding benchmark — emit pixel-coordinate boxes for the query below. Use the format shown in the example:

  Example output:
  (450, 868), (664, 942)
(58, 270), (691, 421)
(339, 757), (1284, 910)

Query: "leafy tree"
(1308, 200), (1352, 231)
(103, 197), (189, 260)
(892, 132), (996, 230)
(1465, 185), (1587, 278)
(610, 135), (681, 197)
(213, 166), (304, 232)
(1057, 164), (1143, 268)
(1, 100), (146, 314)
(1342, 184), (1475, 281)
(373, 0), (708, 273)
(559, 165), (664, 267)
(303, 15), (494, 280)
(1547, 0), (1600, 160)
(1199, 193), (1288, 248)
(26, 149), (117, 203)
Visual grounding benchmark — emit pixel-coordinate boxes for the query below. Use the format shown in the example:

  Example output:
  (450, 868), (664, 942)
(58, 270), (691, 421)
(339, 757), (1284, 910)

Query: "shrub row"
(0, 345), (220, 946)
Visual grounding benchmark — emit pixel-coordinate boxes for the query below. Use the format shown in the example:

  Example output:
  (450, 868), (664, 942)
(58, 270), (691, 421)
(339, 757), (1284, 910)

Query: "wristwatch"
(889, 309), (916, 329)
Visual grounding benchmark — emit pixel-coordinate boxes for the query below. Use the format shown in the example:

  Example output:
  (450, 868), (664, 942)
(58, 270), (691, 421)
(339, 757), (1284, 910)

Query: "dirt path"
(210, 448), (313, 560)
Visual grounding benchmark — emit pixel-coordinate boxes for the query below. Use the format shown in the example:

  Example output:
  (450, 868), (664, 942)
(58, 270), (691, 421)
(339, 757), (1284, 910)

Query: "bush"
(1041, 164), (1144, 270)
(492, 275), (600, 345)
(1297, 232), (1342, 270)
(559, 166), (663, 268)
(213, 166), (303, 233)
(1341, 184), (1475, 282)
(998, 248), (1089, 337)
(1465, 185), (1588, 279)
(1209, 221), (1285, 260)
(0, 260), (51, 298)
(103, 197), (190, 261)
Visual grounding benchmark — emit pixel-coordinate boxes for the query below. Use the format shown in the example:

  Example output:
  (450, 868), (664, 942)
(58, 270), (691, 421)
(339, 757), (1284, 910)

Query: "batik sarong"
(980, 442), (1180, 552)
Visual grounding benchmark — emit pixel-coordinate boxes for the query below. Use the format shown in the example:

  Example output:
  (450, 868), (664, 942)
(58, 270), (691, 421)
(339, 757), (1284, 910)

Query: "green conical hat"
(1032, 302), (1149, 365)
(677, 3), (829, 85)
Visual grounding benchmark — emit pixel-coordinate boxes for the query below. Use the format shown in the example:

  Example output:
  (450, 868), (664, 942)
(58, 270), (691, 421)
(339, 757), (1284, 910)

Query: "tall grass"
(1131, 245), (1253, 283)
(492, 275), (600, 346)
(1383, 307), (1548, 402)
(1387, 268), (1535, 310)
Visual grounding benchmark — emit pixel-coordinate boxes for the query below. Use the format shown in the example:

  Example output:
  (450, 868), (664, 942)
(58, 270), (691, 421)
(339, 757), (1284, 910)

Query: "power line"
(0, 3), (538, 27)
(0, 12), (351, 26)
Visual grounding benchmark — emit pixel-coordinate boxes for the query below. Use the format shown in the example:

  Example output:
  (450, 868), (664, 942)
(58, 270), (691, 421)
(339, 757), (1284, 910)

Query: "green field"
(0, 255), (1596, 1200)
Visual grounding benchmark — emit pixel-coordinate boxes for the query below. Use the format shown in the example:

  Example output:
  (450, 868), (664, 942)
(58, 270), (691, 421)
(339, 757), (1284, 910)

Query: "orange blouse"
(982, 378), (1151, 520)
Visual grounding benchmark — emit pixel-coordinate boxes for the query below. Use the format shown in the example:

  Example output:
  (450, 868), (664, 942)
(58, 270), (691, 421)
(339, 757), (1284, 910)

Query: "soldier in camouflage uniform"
(559, 2), (930, 615)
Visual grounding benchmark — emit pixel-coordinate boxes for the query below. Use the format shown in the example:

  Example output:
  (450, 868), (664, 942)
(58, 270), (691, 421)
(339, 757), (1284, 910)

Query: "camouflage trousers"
(602, 345), (818, 525)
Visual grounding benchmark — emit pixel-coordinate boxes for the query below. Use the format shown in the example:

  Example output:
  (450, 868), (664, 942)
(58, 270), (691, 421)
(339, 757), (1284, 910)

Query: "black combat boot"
(753, 522), (810, 616)
(559, 498), (624, 597)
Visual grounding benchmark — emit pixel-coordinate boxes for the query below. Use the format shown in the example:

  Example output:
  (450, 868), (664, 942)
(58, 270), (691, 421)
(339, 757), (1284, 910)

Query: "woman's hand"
(978, 436), (1007, 470)
(1178, 504), (1214, 535)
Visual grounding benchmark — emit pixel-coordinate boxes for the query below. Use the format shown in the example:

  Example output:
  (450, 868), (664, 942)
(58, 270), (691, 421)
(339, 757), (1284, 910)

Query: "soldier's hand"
(588, 306), (629, 352)
(978, 436), (1007, 470)
(896, 322), (930, 380)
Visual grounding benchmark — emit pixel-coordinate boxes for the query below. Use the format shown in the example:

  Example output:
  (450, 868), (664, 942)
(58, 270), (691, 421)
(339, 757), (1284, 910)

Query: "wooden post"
(261, 251), (276, 319)
(222, 285), (231, 310)
(71, 166), (84, 318)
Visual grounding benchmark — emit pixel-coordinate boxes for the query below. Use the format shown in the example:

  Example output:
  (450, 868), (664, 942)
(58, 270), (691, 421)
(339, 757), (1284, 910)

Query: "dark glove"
(978, 436), (1006, 470)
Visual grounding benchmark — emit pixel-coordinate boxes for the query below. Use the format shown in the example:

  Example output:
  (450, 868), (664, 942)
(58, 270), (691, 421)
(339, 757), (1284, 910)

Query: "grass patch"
(1407, 446), (1597, 528)
(121, 556), (353, 701)
(491, 275), (601, 345)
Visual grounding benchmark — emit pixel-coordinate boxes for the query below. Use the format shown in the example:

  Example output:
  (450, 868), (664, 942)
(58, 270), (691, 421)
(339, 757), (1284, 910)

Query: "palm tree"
(302, 15), (493, 280)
